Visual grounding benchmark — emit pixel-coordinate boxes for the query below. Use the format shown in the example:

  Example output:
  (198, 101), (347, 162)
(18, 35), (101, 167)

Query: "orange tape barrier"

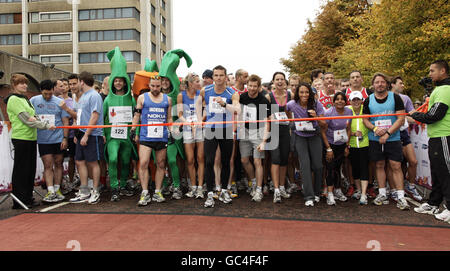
(56, 112), (410, 130)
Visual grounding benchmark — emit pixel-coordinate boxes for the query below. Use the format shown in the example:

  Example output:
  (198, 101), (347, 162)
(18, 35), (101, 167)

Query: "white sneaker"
(327, 193), (336, 206)
(396, 197), (410, 210)
(414, 203), (439, 215)
(352, 190), (362, 200)
(359, 195), (368, 205)
(70, 193), (90, 203)
(204, 192), (215, 208)
(88, 190), (100, 204)
(314, 196), (320, 203)
(280, 188), (291, 199)
(373, 194), (389, 206)
(137, 192), (151, 206)
(435, 209), (450, 222)
(185, 186), (196, 198)
(305, 200), (314, 207)
(252, 190), (263, 202)
(195, 187), (204, 199)
(219, 190), (232, 204)
(273, 191), (281, 203)
(334, 189), (348, 202)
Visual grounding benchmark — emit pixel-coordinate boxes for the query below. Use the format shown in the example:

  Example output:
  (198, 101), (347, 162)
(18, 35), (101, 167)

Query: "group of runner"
(6, 64), (426, 212)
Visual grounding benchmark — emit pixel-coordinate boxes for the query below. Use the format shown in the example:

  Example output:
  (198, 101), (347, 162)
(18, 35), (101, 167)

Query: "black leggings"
(349, 147), (369, 180)
(325, 144), (346, 187)
(270, 126), (290, 166)
(204, 128), (234, 192)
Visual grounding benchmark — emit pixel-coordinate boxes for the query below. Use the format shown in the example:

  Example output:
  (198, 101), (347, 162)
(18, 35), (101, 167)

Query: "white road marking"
(39, 202), (70, 213)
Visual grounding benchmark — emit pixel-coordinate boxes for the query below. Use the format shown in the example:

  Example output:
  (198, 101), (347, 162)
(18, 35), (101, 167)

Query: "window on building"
(0, 0), (21, 2)
(161, 32), (166, 44)
(0, 14), (20, 24)
(0, 34), (21, 45)
(80, 51), (140, 64)
(39, 11), (71, 22)
(40, 33), (71, 43)
(79, 29), (140, 42)
(40, 54), (72, 64)
(151, 4), (156, 17)
(161, 15), (166, 27)
(79, 7), (140, 21)
(161, 0), (166, 10)
(151, 23), (156, 35)
(152, 42), (156, 54)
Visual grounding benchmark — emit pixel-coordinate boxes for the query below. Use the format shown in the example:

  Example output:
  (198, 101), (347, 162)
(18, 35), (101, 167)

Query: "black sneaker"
(120, 187), (134, 197)
(111, 189), (120, 202)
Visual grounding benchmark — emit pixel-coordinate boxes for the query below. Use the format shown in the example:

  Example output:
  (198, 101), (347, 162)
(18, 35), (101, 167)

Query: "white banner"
(409, 124), (432, 189)
(0, 121), (45, 192)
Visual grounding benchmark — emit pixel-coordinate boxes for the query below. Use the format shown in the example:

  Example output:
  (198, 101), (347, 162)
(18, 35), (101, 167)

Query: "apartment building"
(0, 0), (172, 82)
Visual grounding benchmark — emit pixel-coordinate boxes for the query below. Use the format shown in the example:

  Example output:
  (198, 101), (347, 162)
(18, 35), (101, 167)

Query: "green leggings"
(106, 140), (133, 190)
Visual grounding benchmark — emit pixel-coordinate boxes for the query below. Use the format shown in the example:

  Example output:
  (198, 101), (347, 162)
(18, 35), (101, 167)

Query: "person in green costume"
(144, 49), (193, 200)
(103, 47), (138, 202)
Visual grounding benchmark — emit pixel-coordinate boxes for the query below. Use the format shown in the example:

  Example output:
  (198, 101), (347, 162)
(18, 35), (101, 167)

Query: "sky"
(172, 0), (323, 83)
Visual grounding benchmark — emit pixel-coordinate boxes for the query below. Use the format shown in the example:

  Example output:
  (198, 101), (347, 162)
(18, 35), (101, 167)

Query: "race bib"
(38, 114), (55, 126)
(76, 109), (82, 126)
(147, 122), (163, 138)
(295, 121), (315, 132)
(375, 119), (392, 130)
(209, 97), (227, 114)
(243, 105), (257, 122)
(109, 106), (132, 124)
(111, 124), (127, 139)
(333, 129), (348, 143)
(274, 112), (289, 125)
(186, 114), (198, 123)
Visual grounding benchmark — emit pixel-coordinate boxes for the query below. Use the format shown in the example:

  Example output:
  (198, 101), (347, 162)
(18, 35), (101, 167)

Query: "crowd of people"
(3, 55), (450, 224)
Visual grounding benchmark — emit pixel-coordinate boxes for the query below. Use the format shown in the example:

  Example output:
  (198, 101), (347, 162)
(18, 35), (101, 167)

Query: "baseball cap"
(349, 91), (363, 101)
(202, 69), (213, 79)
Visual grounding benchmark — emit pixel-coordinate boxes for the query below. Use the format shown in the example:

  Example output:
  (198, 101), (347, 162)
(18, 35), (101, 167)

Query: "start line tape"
(56, 112), (409, 130)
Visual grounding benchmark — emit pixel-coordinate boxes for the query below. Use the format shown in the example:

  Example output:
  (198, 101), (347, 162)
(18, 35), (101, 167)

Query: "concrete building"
(0, 0), (172, 82)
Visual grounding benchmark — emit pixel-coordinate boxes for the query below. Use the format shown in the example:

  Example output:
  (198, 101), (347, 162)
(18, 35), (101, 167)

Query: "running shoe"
(185, 186), (196, 198)
(305, 200), (314, 207)
(327, 193), (336, 206)
(367, 187), (377, 199)
(280, 188), (291, 199)
(152, 191), (166, 203)
(43, 192), (58, 203)
(263, 185), (269, 195)
(88, 190), (100, 204)
(352, 190), (362, 200)
(359, 194), (368, 205)
(345, 185), (355, 198)
(228, 189), (238, 199)
(414, 203), (439, 215)
(137, 192), (151, 206)
(334, 189), (348, 202)
(219, 190), (232, 204)
(373, 194), (389, 206)
(390, 190), (398, 202)
(287, 183), (299, 194)
(213, 190), (220, 200)
(273, 191), (281, 203)
(55, 190), (65, 201)
(111, 189), (120, 202)
(172, 187), (183, 200)
(70, 193), (90, 204)
(204, 192), (215, 208)
(435, 209), (450, 222)
(396, 197), (410, 210)
(252, 190), (263, 202)
(314, 196), (320, 203)
(195, 187), (204, 199)
(405, 184), (423, 202)
(120, 187), (134, 197)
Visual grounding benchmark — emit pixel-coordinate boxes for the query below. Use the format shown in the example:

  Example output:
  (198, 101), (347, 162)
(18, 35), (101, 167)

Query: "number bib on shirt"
(209, 97), (227, 114)
(186, 114), (198, 123)
(333, 129), (348, 144)
(111, 124), (127, 139)
(38, 114), (55, 126)
(109, 106), (132, 124)
(243, 105), (257, 122)
(274, 112), (289, 125)
(295, 121), (315, 131)
(147, 122), (164, 138)
(375, 119), (392, 130)
(76, 109), (82, 126)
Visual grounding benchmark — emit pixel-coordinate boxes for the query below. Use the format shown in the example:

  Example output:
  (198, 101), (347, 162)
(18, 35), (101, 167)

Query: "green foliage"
(282, 0), (450, 100)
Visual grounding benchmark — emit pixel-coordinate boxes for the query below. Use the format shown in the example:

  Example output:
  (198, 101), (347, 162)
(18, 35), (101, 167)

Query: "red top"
(318, 90), (334, 110)
(345, 87), (369, 104)
(232, 86), (248, 95)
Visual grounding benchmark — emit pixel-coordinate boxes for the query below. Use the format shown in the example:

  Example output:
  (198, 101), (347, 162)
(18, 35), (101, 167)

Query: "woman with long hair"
(286, 82), (326, 207)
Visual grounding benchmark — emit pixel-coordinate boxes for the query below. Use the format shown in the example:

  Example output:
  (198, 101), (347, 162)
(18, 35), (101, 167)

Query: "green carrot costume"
(103, 47), (138, 191)
(147, 49), (193, 189)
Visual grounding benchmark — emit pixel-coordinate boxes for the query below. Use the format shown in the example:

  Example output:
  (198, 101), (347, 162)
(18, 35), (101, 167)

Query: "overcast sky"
(172, 0), (323, 83)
